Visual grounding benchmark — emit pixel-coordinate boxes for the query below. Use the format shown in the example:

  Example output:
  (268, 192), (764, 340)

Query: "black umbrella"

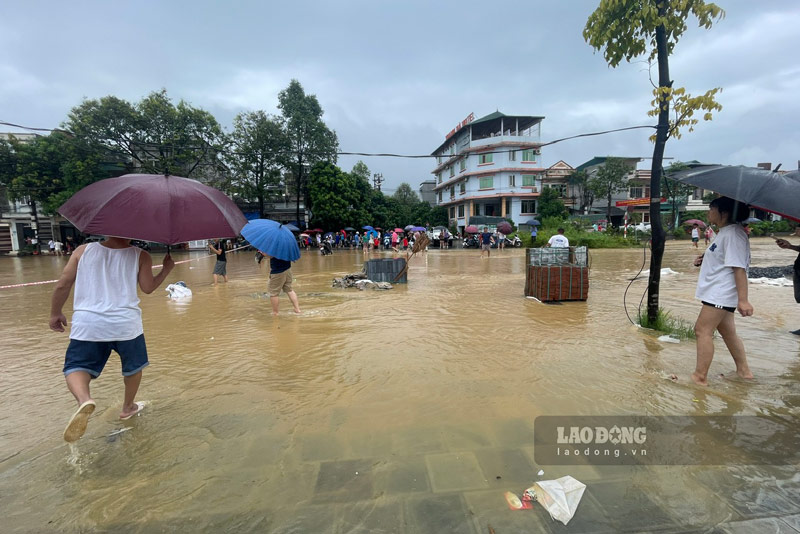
(672, 165), (800, 222)
(344, 227), (356, 231)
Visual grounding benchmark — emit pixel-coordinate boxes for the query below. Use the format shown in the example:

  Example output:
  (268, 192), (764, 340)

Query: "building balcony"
(469, 134), (540, 151)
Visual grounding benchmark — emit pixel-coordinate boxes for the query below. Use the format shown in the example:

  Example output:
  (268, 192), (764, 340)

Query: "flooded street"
(1, 238), (799, 533)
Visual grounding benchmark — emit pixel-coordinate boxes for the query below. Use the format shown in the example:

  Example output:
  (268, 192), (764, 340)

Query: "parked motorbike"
(490, 236), (522, 248)
(462, 236), (480, 248)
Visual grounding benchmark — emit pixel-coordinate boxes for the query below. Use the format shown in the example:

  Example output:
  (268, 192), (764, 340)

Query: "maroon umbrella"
(497, 222), (513, 235)
(58, 174), (247, 245)
(465, 225), (479, 233)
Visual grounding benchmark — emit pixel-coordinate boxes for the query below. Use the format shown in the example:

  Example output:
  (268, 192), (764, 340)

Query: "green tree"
(278, 80), (339, 228)
(584, 0), (723, 322)
(567, 169), (594, 214)
(538, 186), (569, 219)
(391, 183), (421, 226)
(227, 111), (289, 217)
(351, 161), (370, 181)
(307, 162), (350, 230)
(65, 90), (225, 179)
(428, 205), (449, 228)
(589, 157), (633, 222)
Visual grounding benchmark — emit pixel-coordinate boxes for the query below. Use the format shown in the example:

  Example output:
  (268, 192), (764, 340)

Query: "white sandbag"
(166, 281), (192, 299)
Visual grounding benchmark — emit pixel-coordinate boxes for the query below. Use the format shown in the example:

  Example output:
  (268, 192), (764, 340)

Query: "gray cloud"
(0, 0), (796, 192)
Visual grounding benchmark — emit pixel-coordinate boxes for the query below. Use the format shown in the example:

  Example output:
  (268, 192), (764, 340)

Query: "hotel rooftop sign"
(445, 112), (475, 140)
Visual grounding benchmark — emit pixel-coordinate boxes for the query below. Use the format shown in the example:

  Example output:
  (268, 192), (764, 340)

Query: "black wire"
(622, 237), (651, 326)
(1, 120), (657, 160)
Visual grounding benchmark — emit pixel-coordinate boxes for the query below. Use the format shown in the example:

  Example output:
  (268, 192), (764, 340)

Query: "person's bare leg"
(287, 290), (301, 313)
(223, 275), (228, 283)
(716, 312), (753, 379)
(120, 371), (142, 418)
(213, 274), (219, 285)
(270, 296), (280, 315)
(693, 306), (725, 385)
(65, 371), (93, 405)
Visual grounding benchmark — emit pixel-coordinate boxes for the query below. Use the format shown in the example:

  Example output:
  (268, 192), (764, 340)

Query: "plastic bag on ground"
(527, 475), (586, 525)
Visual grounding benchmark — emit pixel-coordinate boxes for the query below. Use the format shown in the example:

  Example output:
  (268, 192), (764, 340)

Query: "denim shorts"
(63, 334), (149, 378)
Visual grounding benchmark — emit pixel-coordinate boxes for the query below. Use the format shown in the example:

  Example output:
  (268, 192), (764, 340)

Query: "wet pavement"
(0, 238), (799, 533)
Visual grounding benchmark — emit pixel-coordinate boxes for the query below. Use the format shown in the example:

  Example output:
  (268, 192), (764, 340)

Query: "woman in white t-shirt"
(682, 197), (753, 386)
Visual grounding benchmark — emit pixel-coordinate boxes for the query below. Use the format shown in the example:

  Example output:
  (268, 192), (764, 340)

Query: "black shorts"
(702, 301), (735, 313)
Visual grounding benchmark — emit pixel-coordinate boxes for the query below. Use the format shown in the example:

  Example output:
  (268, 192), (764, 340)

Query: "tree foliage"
(661, 161), (696, 228)
(226, 111), (288, 217)
(589, 157), (633, 221)
(65, 90), (225, 178)
(278, 80), (339, 225)
(538, 186), (568, 219)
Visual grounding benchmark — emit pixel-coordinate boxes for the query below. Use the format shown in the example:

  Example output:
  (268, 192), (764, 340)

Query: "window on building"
(450, 186), (455, 198)
(459, 158), (466, 172)
(437, 173), (442, 184)
(449, 166), (455, 178)
(522, 174), (537, 187)
(505, 199), (512, 215)
(475, 204), (481, 216)
(546, 183), (568, 197)
(509, 150), (516, 161)
(459, 182), (465, 194)
(438, 191), (442, 202)
(521, 200), (537, 214)
(522, 149), (538, 162)
(458, 204), (464, 217)
(449, 206), (455, 218)
(479, 176), (494, 189)
(629, 186), (644, 198)
(479, 153), (493, 165)
(509, 175), (516, 187)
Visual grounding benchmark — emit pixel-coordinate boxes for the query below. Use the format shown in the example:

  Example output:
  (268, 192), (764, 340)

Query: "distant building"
(430, 111), (544, 232)
(418, 180), (436, 206)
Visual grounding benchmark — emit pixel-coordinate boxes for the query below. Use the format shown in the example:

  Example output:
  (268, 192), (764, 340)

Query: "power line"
(1, 120), (657, 160)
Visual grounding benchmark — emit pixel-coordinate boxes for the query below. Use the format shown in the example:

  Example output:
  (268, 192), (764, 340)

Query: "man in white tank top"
(50, 237), (174, 442)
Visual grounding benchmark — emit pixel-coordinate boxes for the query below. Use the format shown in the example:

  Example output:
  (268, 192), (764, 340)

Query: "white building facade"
(430, 112), (544, 233)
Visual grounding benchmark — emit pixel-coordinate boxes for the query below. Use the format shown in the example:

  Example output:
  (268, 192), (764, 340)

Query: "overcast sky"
(1, 1), (797, 193)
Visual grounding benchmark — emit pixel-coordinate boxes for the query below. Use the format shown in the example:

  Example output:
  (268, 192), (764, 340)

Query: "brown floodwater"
(1, 238), (799, 533)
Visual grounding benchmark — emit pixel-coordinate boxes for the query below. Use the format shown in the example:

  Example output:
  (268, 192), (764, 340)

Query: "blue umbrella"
(411, 226), (426, 232)
(743, 217), (761, 224)
(283, 223), (300, 232)
(404, 224), (415, 231)
(241, 219), (300, 261)
(523, 219), (541, 226)
(362, 225), (375, 231)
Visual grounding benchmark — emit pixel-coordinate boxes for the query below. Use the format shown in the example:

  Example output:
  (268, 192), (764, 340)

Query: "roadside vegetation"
(638, 308), (696, 340)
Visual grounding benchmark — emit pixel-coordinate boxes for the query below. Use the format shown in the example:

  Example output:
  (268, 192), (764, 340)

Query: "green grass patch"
(637, 308), (696, 340)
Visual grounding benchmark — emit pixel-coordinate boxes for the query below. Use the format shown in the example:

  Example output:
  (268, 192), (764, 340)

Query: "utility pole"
(372, 172), (384, 191)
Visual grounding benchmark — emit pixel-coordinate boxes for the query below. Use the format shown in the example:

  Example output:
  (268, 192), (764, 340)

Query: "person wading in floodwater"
(50, 237), (174, 442)
(672, 197), (754, 386)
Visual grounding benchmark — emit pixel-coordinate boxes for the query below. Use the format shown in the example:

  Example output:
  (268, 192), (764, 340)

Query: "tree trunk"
(607, 193), (612, 223)
(646, 4), (672, 324)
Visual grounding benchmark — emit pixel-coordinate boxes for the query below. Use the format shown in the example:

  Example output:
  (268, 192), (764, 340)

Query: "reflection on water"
(1, 239), (799, 532)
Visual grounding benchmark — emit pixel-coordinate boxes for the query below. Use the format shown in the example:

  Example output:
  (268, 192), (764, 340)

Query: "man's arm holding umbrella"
(208, 241), (222, 255)
(138, 251), (175, 294)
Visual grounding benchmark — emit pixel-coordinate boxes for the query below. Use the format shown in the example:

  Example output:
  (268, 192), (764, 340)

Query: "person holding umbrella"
(680, 197), (753, 386)
(241, 220), (302, 316)
(775, 227), (800, 335)
(50, 238), (175, 441)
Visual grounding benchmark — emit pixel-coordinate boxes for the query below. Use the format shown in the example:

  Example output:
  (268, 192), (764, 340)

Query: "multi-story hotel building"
(431, 112), (545, 233)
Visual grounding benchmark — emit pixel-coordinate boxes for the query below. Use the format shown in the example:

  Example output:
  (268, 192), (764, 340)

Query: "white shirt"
(548, 234), (570, 248)
(695, 224), (749, 308)
(692, 228), (700, 239)
(70, 243), (143, 341)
